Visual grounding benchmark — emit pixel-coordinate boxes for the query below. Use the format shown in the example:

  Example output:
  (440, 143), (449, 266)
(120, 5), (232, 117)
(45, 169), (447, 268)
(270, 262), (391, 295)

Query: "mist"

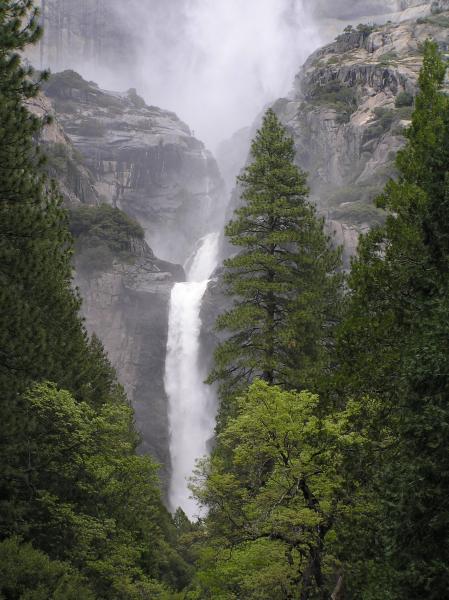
(73, 0), (318, 150)
(35, 0), (425, 150)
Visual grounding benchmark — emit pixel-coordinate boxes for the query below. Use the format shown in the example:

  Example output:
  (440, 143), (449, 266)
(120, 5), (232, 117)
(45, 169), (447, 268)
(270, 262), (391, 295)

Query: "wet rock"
(43, 70), (226, 264)
(74, 248), (184, 487)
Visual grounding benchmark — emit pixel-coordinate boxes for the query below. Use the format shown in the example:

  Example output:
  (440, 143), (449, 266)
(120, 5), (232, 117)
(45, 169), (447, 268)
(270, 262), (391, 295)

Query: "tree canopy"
(336, 41), (449, 599)
(209, 109), (342, 423)
(0, 3), (190, 597)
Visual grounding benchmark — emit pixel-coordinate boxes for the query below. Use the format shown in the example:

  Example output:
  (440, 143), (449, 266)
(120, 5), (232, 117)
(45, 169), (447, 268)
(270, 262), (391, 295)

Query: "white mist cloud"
(44, 1), (416, 150)
(106, 0), (321, 150)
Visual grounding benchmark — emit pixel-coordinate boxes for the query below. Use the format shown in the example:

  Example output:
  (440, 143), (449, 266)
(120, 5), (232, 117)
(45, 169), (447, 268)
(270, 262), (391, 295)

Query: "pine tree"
(0, 1), (89, 403)
(337, 42), (449, 598)
(0, 4), (191, 595)
(209, 109), (342, 418)
(0, 3), (93, 514)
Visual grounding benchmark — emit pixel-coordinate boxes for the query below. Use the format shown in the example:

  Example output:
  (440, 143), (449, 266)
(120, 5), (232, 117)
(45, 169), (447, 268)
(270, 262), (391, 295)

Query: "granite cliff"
(30, 1), (449, 490)
(42, 70), (225, 263)
(203, 1), (449, 363)
(219, 1), (449, 266)
(33, 70), (225, 485)
(274, 1), (449, 263)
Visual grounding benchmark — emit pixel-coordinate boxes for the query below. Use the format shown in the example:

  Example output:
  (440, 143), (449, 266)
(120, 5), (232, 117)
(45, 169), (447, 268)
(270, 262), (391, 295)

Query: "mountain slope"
(273, 4), (449, 263)
(32, 70), (225, 486)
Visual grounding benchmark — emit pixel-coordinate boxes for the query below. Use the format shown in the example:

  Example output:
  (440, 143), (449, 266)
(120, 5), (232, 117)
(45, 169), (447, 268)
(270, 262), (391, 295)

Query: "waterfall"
(165, 232), (220, 519)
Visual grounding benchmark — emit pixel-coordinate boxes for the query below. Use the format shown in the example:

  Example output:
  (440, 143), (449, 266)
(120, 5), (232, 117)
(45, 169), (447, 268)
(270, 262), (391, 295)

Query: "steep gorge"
(34, 70), (226, 490)
(33, 0), (449, 510)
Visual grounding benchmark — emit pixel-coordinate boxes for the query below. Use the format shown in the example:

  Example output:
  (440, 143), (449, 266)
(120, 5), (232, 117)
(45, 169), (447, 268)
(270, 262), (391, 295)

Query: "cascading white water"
(165, 232), (220, 519)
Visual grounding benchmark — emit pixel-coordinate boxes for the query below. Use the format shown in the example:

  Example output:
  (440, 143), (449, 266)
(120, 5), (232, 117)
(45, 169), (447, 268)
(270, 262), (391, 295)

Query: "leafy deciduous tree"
(190, 381), (373, 600)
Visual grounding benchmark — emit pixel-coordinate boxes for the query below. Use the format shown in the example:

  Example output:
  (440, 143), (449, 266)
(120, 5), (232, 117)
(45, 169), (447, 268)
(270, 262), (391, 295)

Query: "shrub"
(43, 70), (91, 99)
(362, 109), (395, 144)
(308, 80), (358, 121)
(335, 23), (376, 44)
(378, 51), (398, 66)
(331, 200), (385, 226)
(395, 91), (414, 107)
(0, 537), (95, 600)
(70, 204), (144, 272)
(373, 107), (396, 129)
(418, 14), (449, 27)
(396, 106), (414, 120)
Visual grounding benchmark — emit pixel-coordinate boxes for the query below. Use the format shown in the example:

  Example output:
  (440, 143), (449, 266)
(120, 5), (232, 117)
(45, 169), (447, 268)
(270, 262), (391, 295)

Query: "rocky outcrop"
(43, 70), (225, 264)
(204, 5), (449, 359)
(313, 0), (437, 42)
(30, 70), (226, 485)
(74, 243), (184, 486)
(27, 92), (98, 205)
(272, 8), (449, 264)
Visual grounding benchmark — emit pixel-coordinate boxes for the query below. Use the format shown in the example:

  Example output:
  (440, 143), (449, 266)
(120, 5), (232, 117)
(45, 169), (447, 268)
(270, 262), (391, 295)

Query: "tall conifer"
(0, 1), (88, 405)
(338, 42), (449, 598)
(209, 109), (342, 417)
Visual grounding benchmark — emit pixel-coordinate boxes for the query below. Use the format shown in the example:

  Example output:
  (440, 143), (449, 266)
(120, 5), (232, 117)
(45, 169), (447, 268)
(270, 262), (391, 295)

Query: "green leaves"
(1, 380), (182, 598)
(190, 381), (371, 598)
(0, 4), (190, 596)
(0, 537), (95, 600)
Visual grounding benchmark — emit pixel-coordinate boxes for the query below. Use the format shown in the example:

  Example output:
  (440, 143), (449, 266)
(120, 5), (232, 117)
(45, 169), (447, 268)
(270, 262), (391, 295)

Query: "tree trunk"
(331, 575), (344, 600)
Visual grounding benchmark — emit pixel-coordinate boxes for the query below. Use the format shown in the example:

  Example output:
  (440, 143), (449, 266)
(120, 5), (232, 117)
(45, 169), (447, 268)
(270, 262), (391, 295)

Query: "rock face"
(272, 7), (449, 265)
(74, 244), (184, 487)
(43, 70), (225, 264)
(313, 0), (438, 41)
(32, 71), (226, 486)
(203, 4), (449, 354)
(27, 92), (98, 205)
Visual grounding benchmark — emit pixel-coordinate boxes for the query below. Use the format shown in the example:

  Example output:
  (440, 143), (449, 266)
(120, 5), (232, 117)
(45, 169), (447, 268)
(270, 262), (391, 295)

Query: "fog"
(37, 0), (425, 150)
(82, 0), (321, 150)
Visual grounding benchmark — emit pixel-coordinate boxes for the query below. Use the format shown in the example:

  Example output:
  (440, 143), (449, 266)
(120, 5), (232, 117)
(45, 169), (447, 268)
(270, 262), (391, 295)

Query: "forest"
(1, 1), (449, 599)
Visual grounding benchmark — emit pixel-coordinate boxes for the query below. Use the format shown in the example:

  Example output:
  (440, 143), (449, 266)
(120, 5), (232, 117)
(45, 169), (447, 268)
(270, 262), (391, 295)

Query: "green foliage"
(362, 106), (411, 146)
(362, 107), (395, 143)
(378, 51), (398, 66)
(0, 4), (189, 598)
(70, 204), (144, 271)
(0, 537), (95, 600)
(43, 70), (123, 110)
(336, 23), (376, 44)
(2, 380), (187, 598)
(356, 23), (377, 35)
(43, 69), (93, 98)
(417, 14), (449, 27)
(336, 41), (449, 598)
(308, 80), (358, 122)
(190, 381), (373, 599)
(43, 142), (93, 204)
(395, 90), (414, 108)
(331, 199), (385, 227)
(208, 109), (342, 419)
(373, 107), (395, 128)
(0, 0), (88, 419)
